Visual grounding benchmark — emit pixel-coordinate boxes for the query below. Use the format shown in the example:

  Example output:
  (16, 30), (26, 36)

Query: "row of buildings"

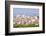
(13, 15), (39, 24)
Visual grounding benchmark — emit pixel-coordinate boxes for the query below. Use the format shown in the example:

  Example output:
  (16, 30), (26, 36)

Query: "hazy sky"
(13, 8), (39, 16)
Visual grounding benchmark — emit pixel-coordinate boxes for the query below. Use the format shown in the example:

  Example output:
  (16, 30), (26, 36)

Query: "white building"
(13, 15), (39, 24)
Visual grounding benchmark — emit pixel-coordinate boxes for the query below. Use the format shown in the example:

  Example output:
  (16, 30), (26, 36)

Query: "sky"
(13, 8), (39, 16)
